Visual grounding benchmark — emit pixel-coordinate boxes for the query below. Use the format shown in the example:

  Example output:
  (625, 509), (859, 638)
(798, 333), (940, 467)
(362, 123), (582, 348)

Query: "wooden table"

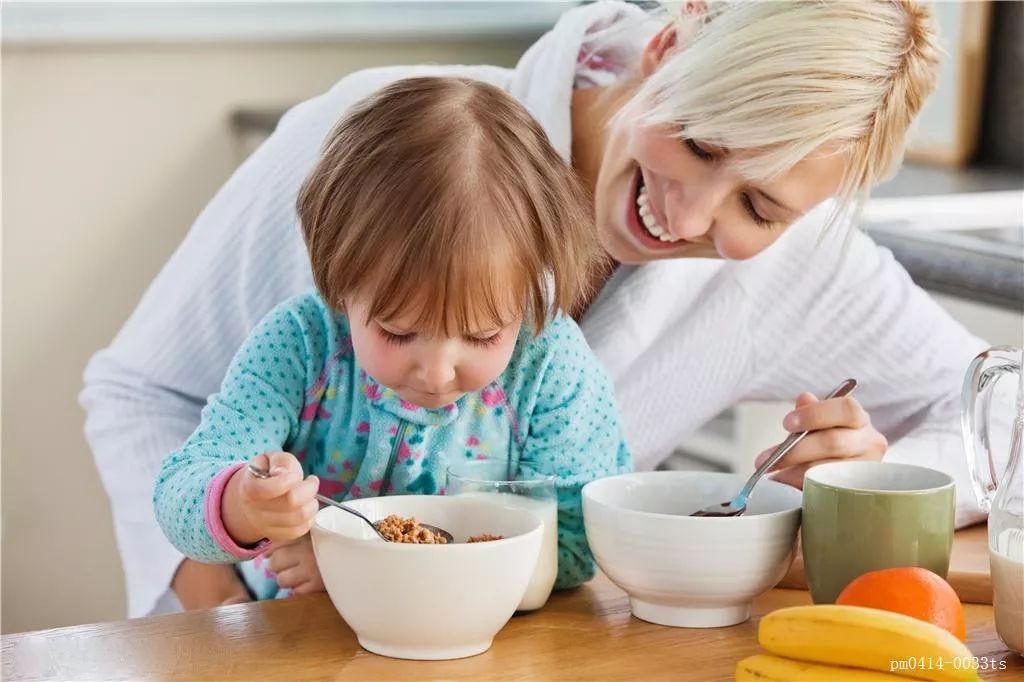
(4, 574), (1021, 681)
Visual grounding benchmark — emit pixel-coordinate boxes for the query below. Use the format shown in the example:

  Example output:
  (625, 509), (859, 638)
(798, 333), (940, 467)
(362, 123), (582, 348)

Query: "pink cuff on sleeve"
(204, 462), (272, 559)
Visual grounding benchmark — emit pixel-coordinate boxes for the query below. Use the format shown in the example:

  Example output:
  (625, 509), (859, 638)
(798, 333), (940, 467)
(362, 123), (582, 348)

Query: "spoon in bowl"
(245, 463), (455, 543)
(691, 378), (858, 518)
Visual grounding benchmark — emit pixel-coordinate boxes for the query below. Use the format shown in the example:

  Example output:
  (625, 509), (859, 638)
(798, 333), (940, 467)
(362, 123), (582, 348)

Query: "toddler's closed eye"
(466, 333), (502, 349)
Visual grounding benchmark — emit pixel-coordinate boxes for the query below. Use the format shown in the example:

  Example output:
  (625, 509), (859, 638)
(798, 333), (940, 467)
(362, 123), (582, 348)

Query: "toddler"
(153, 76), (632, 600)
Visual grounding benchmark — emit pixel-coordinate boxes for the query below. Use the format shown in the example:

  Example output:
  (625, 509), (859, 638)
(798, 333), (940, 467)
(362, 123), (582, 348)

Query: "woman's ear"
(639, 2), (706, 77)
(640, 23), (679, 77)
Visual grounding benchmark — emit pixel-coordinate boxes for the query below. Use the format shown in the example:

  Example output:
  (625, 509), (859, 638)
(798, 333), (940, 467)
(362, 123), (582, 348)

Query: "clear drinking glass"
(447, 459), (557, 611)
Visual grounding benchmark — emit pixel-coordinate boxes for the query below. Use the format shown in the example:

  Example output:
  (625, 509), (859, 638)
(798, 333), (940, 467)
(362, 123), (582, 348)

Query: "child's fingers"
(258, 500), (320, 532)
(266, 451), (304, 477)
(290, 578), (326, 595)
(244, 472), (301, 502)
(294, 474), (320, 504)
(277, 558), (326, 593)
(262, 475), (320, 512)
(266, 543), (303, 574)
(244, 453), (303, 501)
(274, 566), (311, 590)
(261, 513), (315, 542)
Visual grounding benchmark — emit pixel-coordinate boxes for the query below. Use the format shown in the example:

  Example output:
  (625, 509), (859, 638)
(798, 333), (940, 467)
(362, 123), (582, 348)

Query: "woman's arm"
(745, 224), (990, 526)
(172, 559), (251, 610)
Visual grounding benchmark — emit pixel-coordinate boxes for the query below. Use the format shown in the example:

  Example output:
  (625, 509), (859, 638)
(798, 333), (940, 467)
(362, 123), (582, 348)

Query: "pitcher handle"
(961, 346), (1023, 511)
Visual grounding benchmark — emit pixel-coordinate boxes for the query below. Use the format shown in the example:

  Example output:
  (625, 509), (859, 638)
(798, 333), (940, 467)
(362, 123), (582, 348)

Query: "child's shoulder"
(252, 289), (352, 357)
(517, 312), (588, 356)
(501, 313), (598, 390)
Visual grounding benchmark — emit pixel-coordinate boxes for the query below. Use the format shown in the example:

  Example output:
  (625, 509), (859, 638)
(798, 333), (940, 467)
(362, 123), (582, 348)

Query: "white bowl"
(311, 495), (542, 660)
(582, 471), (802, 628)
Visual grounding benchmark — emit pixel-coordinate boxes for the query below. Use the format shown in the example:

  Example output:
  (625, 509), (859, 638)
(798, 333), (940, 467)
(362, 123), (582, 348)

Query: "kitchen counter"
(867, 165), (1023, 311)
(866, 219), (1023, 310)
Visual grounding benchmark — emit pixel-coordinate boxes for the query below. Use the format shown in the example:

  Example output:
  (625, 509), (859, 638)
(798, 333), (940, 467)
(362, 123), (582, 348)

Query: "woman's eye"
(466, 333), (501, 349)
(741, 194), (775, 230)
(685, 138), (714, 161)
(377, 327), (415, 346)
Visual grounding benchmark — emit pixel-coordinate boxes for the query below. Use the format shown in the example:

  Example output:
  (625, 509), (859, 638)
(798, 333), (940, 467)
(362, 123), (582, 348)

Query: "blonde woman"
(82, 0), (984, 617)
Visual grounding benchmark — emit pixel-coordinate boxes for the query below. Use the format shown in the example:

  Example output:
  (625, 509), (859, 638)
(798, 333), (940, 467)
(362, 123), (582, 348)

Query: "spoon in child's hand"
(691, 378), (858, 517)
(245, 463), (454, 543)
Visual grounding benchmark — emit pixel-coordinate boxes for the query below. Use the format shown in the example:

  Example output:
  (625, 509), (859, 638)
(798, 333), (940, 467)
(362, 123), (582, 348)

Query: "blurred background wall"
(1, 1), (559, 633)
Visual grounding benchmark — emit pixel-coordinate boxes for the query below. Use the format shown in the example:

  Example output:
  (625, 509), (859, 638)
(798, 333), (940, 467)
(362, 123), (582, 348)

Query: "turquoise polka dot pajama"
(154, 291), (632, 599)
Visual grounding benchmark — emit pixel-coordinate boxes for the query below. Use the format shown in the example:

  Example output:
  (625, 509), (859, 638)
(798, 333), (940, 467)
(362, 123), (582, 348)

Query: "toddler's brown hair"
(297, 76), (601, 336)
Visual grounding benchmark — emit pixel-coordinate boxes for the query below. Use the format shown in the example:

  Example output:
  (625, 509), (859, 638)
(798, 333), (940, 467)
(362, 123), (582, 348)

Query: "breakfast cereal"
(374, 514), (449, 544)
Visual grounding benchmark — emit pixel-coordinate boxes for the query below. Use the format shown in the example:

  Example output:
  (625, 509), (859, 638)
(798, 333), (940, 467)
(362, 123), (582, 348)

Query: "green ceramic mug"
(802, 461), (955, 604)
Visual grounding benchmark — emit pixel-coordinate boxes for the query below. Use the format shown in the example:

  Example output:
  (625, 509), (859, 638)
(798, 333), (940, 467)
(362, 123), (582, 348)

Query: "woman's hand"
(172, 558), (251, 610)
(755, 392), (888, 488)
(265, 534), (325, 595)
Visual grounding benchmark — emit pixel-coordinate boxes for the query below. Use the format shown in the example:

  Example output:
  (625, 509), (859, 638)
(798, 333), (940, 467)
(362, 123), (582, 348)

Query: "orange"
(836, 567), (966, 641)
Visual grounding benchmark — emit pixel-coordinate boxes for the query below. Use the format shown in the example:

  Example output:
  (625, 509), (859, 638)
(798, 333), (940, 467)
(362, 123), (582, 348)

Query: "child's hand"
(265, 534), (325, 595)
(223, 452), (320, 545)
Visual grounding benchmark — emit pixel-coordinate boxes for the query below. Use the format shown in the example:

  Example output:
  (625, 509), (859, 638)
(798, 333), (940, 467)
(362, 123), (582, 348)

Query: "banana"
(758, 605), (979, 682)
(736, 654), (910, 681)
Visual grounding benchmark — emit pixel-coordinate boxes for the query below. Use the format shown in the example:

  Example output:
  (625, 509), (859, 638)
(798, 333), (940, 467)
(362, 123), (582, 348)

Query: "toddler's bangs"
(355, 202), (545, 337)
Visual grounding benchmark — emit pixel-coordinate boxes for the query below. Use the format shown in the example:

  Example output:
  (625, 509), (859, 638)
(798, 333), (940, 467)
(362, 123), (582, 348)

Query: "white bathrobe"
(80, 1), (990, 618)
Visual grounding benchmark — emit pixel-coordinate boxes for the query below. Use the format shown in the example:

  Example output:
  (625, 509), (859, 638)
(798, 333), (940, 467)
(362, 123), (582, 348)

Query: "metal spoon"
(245, 463), (454, 543)
(691, 378), (858, 517)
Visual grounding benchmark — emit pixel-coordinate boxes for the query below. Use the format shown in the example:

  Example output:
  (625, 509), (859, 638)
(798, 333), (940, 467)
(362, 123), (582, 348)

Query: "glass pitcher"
(962, 346), (1023, 655)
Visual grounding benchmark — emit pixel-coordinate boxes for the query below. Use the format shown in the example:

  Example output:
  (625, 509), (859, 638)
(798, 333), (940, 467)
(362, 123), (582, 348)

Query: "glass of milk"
(447, 460), (557, 611)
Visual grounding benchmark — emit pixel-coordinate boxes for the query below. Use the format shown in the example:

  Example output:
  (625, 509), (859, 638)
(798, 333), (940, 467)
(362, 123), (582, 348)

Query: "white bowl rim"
(582, 471), (802, 521)
(312, 496), (543, 548)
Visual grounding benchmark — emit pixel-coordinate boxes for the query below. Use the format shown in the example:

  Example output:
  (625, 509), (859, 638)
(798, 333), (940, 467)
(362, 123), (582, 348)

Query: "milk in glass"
(463, 491), (558, 610)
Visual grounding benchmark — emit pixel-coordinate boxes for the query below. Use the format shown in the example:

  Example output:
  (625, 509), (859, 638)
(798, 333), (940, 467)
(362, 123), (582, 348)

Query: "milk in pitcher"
(991, 529), (1024, 655)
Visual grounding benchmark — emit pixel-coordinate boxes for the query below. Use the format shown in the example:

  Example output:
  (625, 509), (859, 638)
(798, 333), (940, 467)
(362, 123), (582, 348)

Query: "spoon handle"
(314, 494), (389, 540)
(246, 462), (389, 540)
(736, 378), (858, 503)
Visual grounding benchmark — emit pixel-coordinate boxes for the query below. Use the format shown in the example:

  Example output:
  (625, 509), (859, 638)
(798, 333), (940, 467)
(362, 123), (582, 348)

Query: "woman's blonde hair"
(636, 0), (940, 226)
(297, 77), (600, 335)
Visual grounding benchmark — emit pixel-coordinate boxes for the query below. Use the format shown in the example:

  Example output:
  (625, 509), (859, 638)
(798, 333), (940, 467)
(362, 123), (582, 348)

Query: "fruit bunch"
(736, 568), (979, 681)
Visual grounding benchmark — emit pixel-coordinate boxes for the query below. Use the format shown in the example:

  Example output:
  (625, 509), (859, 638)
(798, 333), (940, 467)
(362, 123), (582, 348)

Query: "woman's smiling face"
(591, 25), (847, 264)
(594, 119), (847, 263)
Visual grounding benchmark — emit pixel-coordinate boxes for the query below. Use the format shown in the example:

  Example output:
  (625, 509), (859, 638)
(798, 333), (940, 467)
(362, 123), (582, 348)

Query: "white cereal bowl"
(311, 495), (542, 660)
(582, 471), (802, 628)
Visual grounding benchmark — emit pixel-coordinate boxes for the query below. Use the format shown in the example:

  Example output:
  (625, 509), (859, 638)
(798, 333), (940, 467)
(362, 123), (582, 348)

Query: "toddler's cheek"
(465, 340), (519, 390)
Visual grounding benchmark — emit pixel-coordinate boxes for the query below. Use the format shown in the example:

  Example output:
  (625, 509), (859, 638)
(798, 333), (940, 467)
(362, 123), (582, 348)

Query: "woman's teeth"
(636, 185), (681, 243)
